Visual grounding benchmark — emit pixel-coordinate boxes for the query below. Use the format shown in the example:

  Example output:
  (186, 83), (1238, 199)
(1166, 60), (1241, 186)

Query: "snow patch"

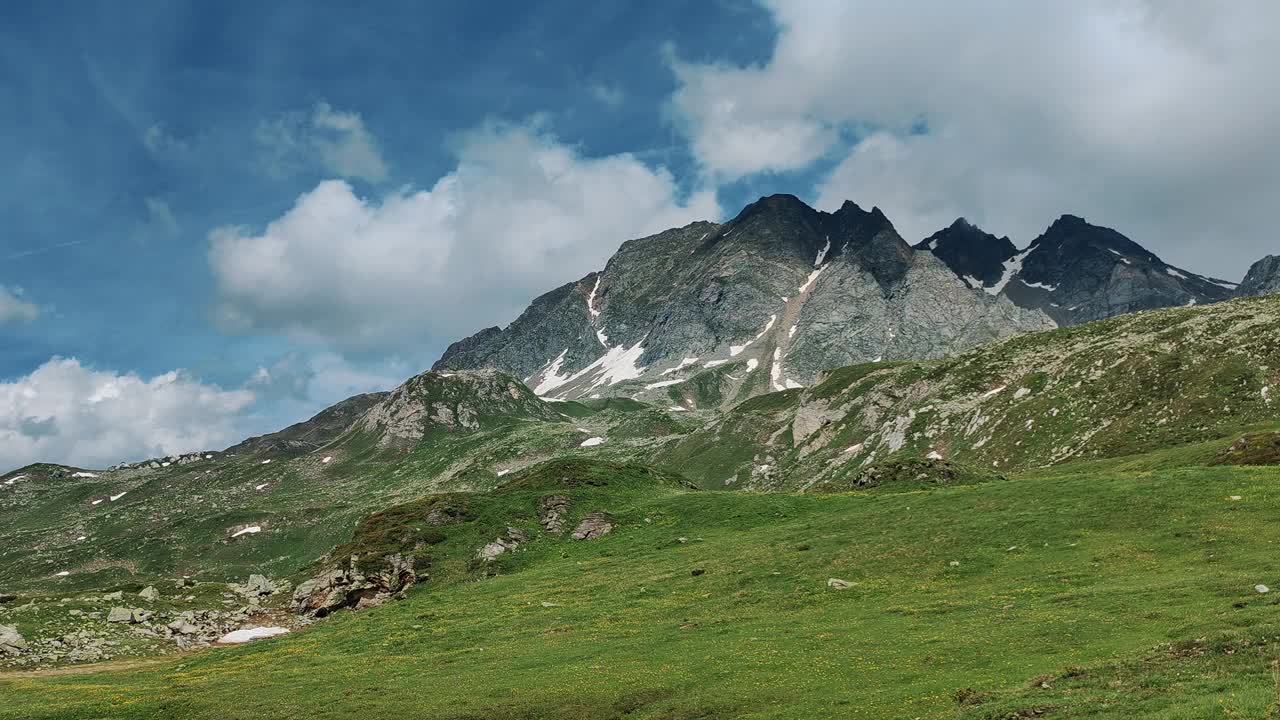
(746, 358), (759, 372)
(1014, 387), (1031, 399)
(217, 627), (289, 644)
(321, 456), (332, 464)
(798, 266), (826, 293)
(926, 450), (943, 460)
(703, 359), (730, 369)
(1020, 279), (1057, 291)
(1165, 267), (1188, 280)
(109, 491), (127, 502)
(56, 571), (70, 577)
(961, 274), (984, 289)
(91, 499), (103, 505)
(645, 378), (686, 390)
(533, 349), (571, 396)
(814, 237), (830, 267)
(987, 247), (1034, 295)
(660, 357), (701, 376)
(72, 472), (98, 478)
(255, 483), (269, 491)
(3, 474), (26, 486)
(496, 469), (511, 477)
(579, 437), (605, 447)
(586, 276), (603, 319)
(1107, 248), (1133, 265)
(788, 325), (797, 339)
(231, 526), (261, 538)
(981, 385), (1007, 399)
(260, 459), (272, 465)
(730, 315), (776, 357)
(668, 405), (687, 412)
(1208, 278), (1239, 290)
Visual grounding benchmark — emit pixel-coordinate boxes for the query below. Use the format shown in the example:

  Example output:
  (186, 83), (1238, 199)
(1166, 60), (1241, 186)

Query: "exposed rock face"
(106, 607), (153, 624)
(435, 194), (1052, 407)
(291, 554), (417, 617)
(921, 214), (1235, 325)
(570, 512), (613, 540)
(476, 527), (529, 562)
(231, 574), (284, 599)
(916, 218), (1017, 287)
(1237, 255), (1280, 298)
(0, 624), (26, 656)
(225, 392), (388, 456)
(355, 369), (561, 448)
(539, 495), (572, 534)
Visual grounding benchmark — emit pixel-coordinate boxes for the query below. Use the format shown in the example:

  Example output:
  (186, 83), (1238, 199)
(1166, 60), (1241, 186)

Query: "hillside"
(4, 446), (1280, 718)
(664, 293), (1280, 489)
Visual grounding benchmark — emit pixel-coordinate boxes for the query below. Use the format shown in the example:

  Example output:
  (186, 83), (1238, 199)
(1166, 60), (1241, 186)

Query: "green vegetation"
(4, 443), (1280, 718)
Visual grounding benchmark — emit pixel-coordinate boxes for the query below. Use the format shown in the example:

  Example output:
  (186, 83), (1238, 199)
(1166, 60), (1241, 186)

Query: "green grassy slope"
(4, 446), (1280, 719)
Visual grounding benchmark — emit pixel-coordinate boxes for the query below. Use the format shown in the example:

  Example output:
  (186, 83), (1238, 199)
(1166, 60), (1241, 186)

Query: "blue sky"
(3, 1), (1277, 470)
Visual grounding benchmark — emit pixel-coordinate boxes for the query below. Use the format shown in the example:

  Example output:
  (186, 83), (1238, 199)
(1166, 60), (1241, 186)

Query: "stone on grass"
(1257, 584), (1270, 594)
(139, 586), (160, 602)
(827, 578), (854, 590)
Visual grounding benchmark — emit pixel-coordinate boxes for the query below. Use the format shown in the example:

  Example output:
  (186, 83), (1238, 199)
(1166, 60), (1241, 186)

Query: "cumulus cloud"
(668, 0), (1280, 278)
(0, 286), (38, 323)
(255, 101), (389, 183)
(209, 120), (719, 352)
(0, 358), (255, 471)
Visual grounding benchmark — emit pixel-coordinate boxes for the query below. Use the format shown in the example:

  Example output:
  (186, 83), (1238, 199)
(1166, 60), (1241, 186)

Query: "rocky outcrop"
(475, 527), (529, 562)
(1237, 255), (1280, 298)
(355, 370), (561, 448)
(570, 512), (613, 540)
(291, 554), (417, 617)
(538, 495), (572, 534)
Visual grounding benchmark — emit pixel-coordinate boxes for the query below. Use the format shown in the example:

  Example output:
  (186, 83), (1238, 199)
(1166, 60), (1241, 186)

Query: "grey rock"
(106, 607), (135, 624)
(1237, 255), (1280, 298)
(539, 495), (572, 534)
(291, 554), (416, 617)
(571, 512), (613, 541)
(0, 624), (26, 656)
(102, 591), (123, 601)
(138, 586), (160, 602)
(433, 195), (1051, 407)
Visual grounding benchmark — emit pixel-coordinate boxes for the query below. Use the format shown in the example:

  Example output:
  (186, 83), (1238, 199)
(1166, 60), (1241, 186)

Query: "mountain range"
(434, 194), (1264, 408)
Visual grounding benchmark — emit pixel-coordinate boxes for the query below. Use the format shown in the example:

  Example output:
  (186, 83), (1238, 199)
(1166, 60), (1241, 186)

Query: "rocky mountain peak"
(915, 218), (1017, 288)
(1237, 255), (1280, 297)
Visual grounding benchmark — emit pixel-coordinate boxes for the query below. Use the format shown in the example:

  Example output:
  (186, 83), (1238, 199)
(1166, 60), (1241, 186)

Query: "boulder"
(0, 624), (26, 656)
(102, 591), (123, 601)
(571, 512), (613, 541)
(106, 607), (135, 624)
(476, 527), (528, 562)
(139, 586), (160, 602)
(232, 574), (279, 598)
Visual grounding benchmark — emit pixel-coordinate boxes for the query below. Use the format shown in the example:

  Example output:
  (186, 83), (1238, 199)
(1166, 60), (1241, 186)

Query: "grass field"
(4, 445), (1279, 719)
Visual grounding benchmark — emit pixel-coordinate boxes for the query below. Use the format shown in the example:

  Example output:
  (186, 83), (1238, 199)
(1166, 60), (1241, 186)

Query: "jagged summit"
(918, 213), (1235, 325)
(435, 194), (1049, 408)
(915, 218), (1017, 289)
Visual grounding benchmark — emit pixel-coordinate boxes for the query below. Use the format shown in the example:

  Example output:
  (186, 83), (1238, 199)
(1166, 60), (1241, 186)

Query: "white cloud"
(668, 0), (1280, 278)
(210, 120), (719, 352)
(0, 358), (255, 471)
(255, 101), (389, 183)
(0, 286), (38, 323)
(142, 123), (191, 159)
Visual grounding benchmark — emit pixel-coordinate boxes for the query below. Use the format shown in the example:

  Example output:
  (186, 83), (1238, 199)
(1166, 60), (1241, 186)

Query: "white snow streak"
(730, 314), (776, 357)
(746, 358), (759, 371)
(72, 472), (98, 478)
(660, 357), (701, 376)
(579, 436), (605, 447)
(1107, 248), (1133, 265)
(645, 378), (686, 390)
(814, 237), (830, 267)
(1020, 279), (1058, 291)
(798, 266), (826, 293)
(1165, 267), (1188, 280)
(109, 491), (127, 502)
(987, 247), (1034, 295)
(586, 276), (603, 319)
(231, 525), (262, 538)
